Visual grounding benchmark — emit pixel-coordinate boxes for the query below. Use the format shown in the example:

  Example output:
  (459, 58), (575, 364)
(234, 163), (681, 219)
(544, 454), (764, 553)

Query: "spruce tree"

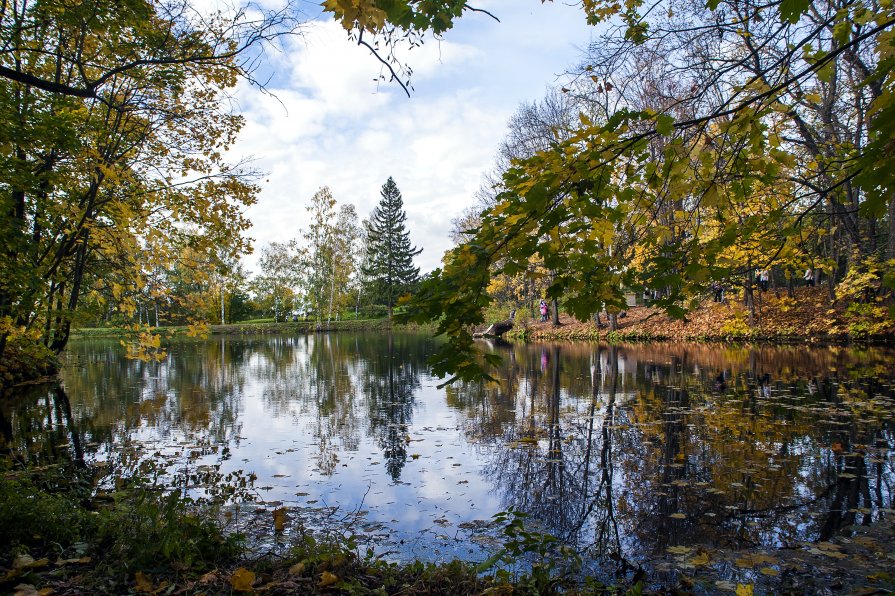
(363, 177), (421, 318)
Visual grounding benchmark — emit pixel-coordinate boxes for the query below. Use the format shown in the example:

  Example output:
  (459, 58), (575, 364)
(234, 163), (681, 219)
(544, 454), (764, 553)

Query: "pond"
(3, 332), (894, 578)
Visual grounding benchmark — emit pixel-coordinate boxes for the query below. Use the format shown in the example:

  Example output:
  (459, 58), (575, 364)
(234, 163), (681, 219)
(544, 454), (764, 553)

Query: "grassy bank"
(504, 286), (895, 344)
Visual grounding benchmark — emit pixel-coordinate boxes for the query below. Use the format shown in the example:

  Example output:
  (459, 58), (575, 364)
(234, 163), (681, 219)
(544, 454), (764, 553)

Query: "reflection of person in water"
(540, 347), (549, 372)
(807, 378), (818, 395)
(713, 371), (727, 392)
(759, 372), (771, 398)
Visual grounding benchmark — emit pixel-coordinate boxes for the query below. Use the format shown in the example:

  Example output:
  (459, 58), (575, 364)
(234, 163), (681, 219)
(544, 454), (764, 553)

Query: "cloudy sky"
(232, 1), (595, 274)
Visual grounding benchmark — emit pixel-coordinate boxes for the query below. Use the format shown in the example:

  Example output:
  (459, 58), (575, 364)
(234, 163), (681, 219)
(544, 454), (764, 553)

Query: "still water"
(4, 333), (894, 570)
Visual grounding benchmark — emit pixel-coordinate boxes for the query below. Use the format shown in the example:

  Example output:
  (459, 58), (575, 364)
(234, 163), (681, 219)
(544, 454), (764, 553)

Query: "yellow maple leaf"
(230, 568), (256, 592)
(318, 571), (339, 587)
(735, 584), (754, 596)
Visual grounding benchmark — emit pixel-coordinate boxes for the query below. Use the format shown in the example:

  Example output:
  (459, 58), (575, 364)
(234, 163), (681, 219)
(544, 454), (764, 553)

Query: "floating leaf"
(273, 507), (287, 532)
(735, 584), (754, 596)
(669, 513), (686, 519)
(690, 551), (711, 566)
(230, 568), (256, 592)
(760, 567), (779, 576)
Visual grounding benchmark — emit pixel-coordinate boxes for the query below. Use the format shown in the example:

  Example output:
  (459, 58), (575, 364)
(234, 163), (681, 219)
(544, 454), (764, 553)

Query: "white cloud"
(229, 3), (595, 274)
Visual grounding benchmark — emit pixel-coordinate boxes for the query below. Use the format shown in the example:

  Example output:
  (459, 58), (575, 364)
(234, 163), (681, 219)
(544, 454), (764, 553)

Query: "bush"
(0, 463), (241, 592)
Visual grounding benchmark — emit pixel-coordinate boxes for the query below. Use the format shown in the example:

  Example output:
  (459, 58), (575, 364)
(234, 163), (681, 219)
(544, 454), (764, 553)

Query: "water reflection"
(1, 336), (893, 567)
(454, 342), (895, 569)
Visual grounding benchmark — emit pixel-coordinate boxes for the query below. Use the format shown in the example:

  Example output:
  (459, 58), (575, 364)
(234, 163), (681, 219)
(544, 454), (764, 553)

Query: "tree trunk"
(551, 298), (560, 325)
(888, 192), (895, 261)
(744, 277), (755, 327)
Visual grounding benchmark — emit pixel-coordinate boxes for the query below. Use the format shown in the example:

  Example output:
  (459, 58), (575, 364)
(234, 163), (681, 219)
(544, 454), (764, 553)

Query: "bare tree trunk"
(744, 277), (755, 327)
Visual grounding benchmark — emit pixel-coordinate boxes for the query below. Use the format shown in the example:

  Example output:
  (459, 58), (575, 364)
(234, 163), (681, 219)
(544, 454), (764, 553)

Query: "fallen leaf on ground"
(230, 568), (256, 592)
(288, 562), (306, 576)
(134, 571), (153, 593)
(318, 571), (339, 587)
(56, 557), (91, 566)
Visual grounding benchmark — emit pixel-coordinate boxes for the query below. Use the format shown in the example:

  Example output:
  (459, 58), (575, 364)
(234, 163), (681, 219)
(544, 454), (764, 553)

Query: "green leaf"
(779, 0), (809, 24)
(656, 114), (675, 136)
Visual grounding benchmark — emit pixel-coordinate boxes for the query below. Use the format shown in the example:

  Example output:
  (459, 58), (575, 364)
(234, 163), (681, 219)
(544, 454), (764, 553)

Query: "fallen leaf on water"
(666, 546), (693, 555)
(273, 507), (287, 532)
(230, 568), (255, 592)
(760, 567), (779, 576)
(735, 584), (754, 596)
(12, 585), (38, 596)
(199, 571), (218, 584)
(669, 513), (686, 519)
(690, 551), (710, 566)
(318, 571), (339, 587)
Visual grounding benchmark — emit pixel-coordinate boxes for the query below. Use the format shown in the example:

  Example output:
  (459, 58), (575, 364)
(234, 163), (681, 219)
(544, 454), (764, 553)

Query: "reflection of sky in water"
(49, 335), (895, 566)
(224, 376), (502, 558)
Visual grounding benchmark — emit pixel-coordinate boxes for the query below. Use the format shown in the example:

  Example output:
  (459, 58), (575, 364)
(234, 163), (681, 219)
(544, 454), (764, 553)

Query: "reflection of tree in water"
(461, 341), (895, 562)
(7, 337), (251, 474)
(474, 344), (634, 569)
(359, 333), (427, 482)
(256, 332), (430, 480)
(267, 334), (363, 476)
(1, 384), (86, 469)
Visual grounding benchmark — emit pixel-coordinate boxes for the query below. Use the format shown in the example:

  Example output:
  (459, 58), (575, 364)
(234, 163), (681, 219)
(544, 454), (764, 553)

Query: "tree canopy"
(402, 0), (895, 383)
(0, 0), (302, 362)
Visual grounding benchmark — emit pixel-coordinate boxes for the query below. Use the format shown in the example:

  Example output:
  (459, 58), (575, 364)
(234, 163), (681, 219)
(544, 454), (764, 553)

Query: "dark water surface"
(3, 333), (894, 571)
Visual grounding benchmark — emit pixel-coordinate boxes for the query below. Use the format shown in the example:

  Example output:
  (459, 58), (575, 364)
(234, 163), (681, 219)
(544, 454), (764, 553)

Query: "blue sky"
(233, 1), (596, 274)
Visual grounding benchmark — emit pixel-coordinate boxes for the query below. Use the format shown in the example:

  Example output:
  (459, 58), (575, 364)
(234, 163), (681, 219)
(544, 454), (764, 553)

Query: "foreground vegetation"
(0, 461), (617, 595)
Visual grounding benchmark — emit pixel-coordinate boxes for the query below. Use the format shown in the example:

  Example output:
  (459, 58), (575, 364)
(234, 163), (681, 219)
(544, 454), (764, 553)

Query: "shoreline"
(503, 286), (895, 345)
